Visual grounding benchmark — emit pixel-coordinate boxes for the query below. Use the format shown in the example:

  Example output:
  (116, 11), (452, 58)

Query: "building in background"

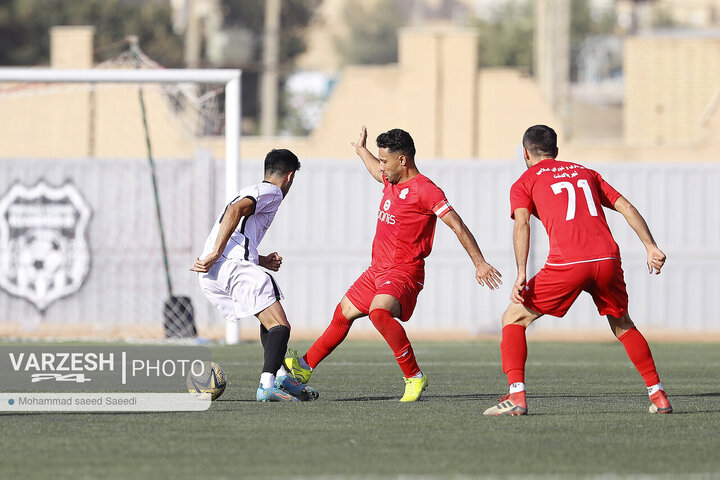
(1, 4), (720, 339)
(4, 2), (720, 162)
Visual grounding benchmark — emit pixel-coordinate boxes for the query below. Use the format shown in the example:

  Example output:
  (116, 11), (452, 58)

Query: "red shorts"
(522, 259), (628, 318)
(345, 266), (425, 322)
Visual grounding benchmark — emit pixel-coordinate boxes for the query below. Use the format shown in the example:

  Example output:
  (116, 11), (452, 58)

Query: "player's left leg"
(609, 314), (672, 414)
(368, 294), (427, 402)
(485, 264), (587, 415)
(259, 324), (318, 401)
(255, 302), (297, 402)
(483, 303), (541, 416)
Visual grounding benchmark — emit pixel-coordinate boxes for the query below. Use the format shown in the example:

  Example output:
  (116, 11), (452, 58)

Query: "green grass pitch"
(2, 340), (719, 479)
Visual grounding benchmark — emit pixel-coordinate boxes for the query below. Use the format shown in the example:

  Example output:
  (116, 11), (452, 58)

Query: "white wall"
(254, 159), (720, 335)
(0, 155), (717, 337)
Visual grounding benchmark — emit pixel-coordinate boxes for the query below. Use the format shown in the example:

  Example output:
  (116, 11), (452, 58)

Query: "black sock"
(260, 324), (269, 348)
(262, 325), (290, 375)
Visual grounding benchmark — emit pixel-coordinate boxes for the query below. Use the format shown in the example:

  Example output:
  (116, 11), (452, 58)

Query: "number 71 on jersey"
(551, 179), (599, 221)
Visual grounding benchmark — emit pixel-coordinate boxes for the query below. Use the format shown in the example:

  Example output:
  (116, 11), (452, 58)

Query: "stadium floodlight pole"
(0, 67), (243, 344)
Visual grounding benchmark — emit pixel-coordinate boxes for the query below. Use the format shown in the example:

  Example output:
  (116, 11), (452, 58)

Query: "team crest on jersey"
(399, 188), (409, 200)
(0, 180), (92, 312)
(383, 199), (391, 211)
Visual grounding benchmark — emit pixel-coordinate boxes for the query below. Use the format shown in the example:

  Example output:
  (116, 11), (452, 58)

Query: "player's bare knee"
(369, 294), (401, 318)
(340, 297), (364, 320)
(259, 316), (290, 331)
(257, 302), (291, 330)
(607, 313), (634, 337)
(501, 303), (538, 327)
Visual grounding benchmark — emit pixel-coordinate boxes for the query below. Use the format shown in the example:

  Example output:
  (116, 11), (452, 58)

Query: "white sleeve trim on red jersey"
(432, 200), (452, 218)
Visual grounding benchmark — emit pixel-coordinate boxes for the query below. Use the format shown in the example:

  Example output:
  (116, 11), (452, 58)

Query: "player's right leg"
(285, 286), (368, 384)
(286, 296), (364, 383)
(591, 260), (672, 413)
(483, 303), (541, 416)
(608, 314), (672, 414)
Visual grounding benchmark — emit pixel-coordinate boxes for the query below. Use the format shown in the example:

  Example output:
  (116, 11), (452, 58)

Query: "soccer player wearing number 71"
(484, 125), (672, 416)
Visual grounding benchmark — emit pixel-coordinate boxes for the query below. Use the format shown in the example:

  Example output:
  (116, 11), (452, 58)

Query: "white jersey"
(201, 181), (283, 264)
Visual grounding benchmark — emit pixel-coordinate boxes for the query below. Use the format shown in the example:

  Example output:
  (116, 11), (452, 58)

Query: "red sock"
(369, 309), (421, 378)
(618, 327), (661, 387)
(304, 304), (352, 369)
(501, 324), (527, 386)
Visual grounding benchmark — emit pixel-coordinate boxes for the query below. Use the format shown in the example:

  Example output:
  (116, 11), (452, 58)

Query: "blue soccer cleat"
(256, 384), (299, 402)
(276, 375), (319, 402)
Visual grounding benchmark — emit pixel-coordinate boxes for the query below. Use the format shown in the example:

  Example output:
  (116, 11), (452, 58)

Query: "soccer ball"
(187, 361), (227, 400)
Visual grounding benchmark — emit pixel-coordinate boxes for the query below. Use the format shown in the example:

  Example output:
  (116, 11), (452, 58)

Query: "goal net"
(0, 47), (241, 343)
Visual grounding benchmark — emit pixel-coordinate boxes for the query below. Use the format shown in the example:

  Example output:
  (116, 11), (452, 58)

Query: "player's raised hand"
(510, 273), (526, 304)
(259, 252), (283, 271)
(646, 245), (666, 274)
(350, 125), (368, 154)
(475, 261), (502, 290)
(190, 252), (221, 273)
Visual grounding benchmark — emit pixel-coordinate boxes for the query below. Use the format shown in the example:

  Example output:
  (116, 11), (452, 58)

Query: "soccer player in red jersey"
(285, 126), (502, 401)
(484, 125), (672, 415)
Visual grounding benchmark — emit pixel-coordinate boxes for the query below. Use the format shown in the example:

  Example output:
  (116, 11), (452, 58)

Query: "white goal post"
(0, 68), (243, 344)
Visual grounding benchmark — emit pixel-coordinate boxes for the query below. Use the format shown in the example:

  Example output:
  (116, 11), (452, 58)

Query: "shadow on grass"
(671, 392), (720, 397)
(334, 395), (396, 401)
(210, 391), (720, 415)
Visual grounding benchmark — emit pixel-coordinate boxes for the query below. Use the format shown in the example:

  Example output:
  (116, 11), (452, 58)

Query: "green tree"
(221, 0), (318, 68)
(569, 0), (616, 80)
(334, 0), (405, 65)
(471, 0), (616, 75)
(472, 0), (534, 69)
(0, 0), (183, 66)
(220, 0), (320, 132)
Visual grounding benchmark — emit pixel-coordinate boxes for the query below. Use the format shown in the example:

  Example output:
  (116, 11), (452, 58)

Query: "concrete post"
(260, 0), (280, 136)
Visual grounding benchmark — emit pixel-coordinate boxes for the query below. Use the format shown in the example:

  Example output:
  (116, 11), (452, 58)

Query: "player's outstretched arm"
(350, 125), (384, 183)
(511, 208), (531, 303)
(440, 210), (502, 290)
(190, 197), (255, 273)
(612, 196), (666, 274)
(258, 252), (283, 271)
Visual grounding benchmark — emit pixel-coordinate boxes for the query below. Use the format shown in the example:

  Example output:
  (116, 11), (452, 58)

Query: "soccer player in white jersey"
(191, 149), (311, 402)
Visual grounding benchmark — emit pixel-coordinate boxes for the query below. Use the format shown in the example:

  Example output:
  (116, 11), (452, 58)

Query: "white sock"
(276, 365), (288, 377)
(411, 372), (423, 379)
(647, 383), (664, 396)
(509, 382), (526, 394)
(260, 372), (275, 389)
(298, 356), (311, 370)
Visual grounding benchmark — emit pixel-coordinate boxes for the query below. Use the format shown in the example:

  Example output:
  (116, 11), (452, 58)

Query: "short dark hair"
(376, 128), (416, 158)
(522, 125), (558, 158)
(264, 149), (301, 176)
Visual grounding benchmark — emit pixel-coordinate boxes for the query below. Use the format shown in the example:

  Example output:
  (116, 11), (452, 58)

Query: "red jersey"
(372, 174), (452, 269)
(510, 159), (622, 265)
